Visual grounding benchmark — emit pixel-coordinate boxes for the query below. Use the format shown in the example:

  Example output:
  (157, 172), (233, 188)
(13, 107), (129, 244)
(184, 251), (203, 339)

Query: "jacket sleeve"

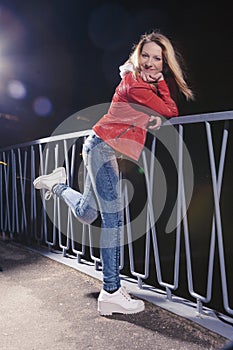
(129, 80), (178, 118)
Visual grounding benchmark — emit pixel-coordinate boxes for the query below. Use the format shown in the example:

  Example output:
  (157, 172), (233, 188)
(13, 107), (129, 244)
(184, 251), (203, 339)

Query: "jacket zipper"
(115, 123), (136, 140)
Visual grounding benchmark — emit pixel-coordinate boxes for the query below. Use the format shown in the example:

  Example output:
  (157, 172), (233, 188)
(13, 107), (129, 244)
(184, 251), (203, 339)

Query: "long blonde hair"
(129, 31), (194, 101)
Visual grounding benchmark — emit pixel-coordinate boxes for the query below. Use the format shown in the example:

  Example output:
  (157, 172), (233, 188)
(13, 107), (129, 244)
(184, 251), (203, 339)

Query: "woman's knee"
(74, 204), (98, 224)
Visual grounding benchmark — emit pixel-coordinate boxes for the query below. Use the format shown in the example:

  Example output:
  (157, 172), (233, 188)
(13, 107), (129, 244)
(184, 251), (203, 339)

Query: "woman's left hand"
(147, 115), (162, 130)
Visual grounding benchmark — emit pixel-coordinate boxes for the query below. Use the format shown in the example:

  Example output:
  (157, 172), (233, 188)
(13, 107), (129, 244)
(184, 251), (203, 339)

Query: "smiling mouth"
(142, 68), (156, 73)
(144, 71), (156, 77)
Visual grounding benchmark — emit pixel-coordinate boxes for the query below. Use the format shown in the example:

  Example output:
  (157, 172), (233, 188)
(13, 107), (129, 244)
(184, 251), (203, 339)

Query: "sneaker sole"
(98, 301), (145, 316)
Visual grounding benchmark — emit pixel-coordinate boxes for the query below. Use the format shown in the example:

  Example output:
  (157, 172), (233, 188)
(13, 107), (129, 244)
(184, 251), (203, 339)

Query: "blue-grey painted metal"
(0, 110), (233, 319)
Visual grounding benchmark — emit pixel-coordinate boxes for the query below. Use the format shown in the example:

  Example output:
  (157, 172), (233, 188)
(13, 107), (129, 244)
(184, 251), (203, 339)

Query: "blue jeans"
(53, 132), (122, 292)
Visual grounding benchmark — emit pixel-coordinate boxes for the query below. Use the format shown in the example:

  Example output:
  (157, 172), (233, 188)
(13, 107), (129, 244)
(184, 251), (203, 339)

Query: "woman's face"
(139, 41), (163, 82)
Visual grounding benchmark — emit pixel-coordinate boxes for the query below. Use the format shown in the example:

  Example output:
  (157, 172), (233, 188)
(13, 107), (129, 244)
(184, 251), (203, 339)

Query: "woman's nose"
(145, 57), (153, 67)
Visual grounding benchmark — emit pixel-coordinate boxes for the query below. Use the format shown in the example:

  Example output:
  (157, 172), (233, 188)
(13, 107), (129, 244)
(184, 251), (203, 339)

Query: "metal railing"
(0, 110), (233, 320)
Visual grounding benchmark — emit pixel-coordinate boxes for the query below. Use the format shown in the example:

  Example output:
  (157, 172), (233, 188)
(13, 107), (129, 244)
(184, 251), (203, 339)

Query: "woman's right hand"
(140, 71), (164, 83)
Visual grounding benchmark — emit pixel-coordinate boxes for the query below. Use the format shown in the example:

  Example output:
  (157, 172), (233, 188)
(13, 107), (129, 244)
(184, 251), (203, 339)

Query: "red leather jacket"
(93, 72), (178, 161)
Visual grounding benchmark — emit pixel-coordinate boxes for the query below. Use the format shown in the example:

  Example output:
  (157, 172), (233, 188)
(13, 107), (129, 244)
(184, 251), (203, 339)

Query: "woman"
(33, 31), (194, 316)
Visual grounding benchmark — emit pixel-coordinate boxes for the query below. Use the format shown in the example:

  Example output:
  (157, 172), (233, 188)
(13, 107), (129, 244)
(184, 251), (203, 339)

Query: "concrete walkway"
(0, 239), (229, 350)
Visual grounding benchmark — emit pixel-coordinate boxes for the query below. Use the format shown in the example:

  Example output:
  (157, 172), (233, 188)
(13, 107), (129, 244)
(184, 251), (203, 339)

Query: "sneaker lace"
(120, 287), (131, 301)
(44, 190), (53, 201)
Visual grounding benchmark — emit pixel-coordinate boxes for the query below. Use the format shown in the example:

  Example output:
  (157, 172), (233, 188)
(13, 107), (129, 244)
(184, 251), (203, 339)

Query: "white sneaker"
(33, 167), (67, 200)
(98, 286), (145, 316)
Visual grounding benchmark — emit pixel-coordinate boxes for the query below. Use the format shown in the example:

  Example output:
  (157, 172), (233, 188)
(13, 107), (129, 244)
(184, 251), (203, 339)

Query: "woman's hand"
(140, 71), (164, 83)
(147, 115), (162, 130)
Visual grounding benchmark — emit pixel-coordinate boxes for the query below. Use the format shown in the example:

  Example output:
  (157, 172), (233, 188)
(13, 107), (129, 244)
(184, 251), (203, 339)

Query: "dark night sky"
(0, 0), (232, 147)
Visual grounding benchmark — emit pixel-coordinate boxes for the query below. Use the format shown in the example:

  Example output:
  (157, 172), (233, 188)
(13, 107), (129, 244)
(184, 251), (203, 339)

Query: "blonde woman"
(33, 30), (193, 316)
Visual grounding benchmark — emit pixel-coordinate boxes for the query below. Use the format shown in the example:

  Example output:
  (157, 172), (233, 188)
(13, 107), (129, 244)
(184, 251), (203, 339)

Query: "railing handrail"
(1, 110), (232, 152)
(164, 110), (233, 125)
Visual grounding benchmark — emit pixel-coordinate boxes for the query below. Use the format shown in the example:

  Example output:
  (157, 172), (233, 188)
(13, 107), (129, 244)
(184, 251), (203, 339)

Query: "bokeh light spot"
(33, 96), (53, 116)
(138, 167), (144, 174)
(7, 79), (27, 99)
